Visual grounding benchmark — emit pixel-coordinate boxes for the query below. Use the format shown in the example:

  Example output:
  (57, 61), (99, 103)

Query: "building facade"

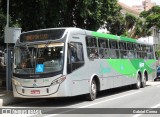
(132, 0), (156, 11)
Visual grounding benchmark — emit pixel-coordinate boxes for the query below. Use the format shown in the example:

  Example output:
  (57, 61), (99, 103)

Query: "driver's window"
(70, 43), (84, 63)
(67, 42), (84, 73)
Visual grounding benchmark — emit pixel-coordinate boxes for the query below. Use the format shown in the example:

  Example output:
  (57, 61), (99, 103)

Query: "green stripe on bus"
(120, 36), (137, 43)
(106, 59), (156, 77)
(92, 32), (118, 40)
(107, 59), (137, 77)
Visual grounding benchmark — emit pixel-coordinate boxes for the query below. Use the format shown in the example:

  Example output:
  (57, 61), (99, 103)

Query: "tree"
(140, 6), (160, 29)
(99, 0), (124, 35)
(140, 6), (160, 57)
(1, 0), (121, 31)
(123, 15), (152, 39)
(0, 12), (6, 45)
(0, 0), (6, 45)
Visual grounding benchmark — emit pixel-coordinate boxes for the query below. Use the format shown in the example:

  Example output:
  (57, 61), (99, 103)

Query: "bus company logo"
(33, 83), (37, 87)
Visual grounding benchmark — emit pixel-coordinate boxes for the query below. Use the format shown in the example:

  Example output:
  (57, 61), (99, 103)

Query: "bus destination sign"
(20, 29), (65, 43)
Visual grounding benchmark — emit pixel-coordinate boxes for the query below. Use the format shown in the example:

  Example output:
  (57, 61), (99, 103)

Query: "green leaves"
(140, 6), (160, 29)
(0, 5), (6, 44)
(1, 0), (158, 43)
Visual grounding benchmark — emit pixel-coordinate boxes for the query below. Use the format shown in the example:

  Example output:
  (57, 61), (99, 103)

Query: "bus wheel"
(133, 74), (141, 89)
(141, 74), (146, 88)
(86, 79), (97, 101)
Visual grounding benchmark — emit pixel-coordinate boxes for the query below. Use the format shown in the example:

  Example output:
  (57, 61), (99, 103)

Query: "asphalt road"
(4, 80), (160, 117)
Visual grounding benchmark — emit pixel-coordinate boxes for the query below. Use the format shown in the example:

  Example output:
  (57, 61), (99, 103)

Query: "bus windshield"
(14, 42), (64, 74)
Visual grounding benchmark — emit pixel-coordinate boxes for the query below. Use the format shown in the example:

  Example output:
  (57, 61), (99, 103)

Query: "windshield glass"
(14, 42), (64, 74)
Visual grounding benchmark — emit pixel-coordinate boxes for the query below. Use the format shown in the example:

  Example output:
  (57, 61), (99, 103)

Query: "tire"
(141, 74), (146, 88)
(86, 79), (97, 101)
(133, 74), (141, 89)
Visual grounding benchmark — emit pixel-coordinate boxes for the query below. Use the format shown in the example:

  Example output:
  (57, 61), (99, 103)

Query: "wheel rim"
(137, 75), (141, 88)
(91, 81), (97, 99)
(143, 75), (146, 84)
(142, 74), (146, 87)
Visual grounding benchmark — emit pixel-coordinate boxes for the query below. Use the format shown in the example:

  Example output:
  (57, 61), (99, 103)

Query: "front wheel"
(133, 74), (141, 89)
(86, 79), (97, 101)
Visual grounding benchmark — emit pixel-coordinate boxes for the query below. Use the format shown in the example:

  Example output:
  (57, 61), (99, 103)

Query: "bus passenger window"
(127, 51), (136, 59)
(137, 52), (142, 58)
(86, 37), (97, 47)
(120, 50), (128, 58)
(119, 41), (126, 50)
(110, 40), (118, 49)
(99, 49), (104, 58)
(86, 36), (99, 59)
(98, 39), (107, 48)
(88, 48), (99, 59)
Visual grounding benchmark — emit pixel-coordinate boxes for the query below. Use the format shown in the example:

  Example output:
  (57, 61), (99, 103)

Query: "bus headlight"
(51, 76), (66, 86)
(12, 79), (22, 86)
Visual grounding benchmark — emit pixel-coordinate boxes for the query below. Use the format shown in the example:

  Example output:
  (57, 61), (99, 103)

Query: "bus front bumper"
(13, 84), (61, 98)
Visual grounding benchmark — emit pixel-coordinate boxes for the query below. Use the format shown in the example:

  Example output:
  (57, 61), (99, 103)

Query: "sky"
(119, 0), (160, 7)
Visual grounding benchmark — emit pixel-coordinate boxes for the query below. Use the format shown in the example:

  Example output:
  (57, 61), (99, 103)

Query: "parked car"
(154, 66), (160, 81)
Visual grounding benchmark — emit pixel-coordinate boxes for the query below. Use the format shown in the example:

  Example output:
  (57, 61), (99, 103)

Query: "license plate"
(31, 90), (40, 94)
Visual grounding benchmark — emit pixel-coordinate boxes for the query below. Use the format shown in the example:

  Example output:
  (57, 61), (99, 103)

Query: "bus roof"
(92, 31), (119, 40)
(20, 27), (153, 45)
(90, 31), (153, 45)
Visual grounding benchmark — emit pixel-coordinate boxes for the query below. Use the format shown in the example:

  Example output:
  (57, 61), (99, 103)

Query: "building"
(132, 5), (144, 12)
(132, 0), (156, 11)
(142, 0), (156, 11)
(118, 2), (140, 17)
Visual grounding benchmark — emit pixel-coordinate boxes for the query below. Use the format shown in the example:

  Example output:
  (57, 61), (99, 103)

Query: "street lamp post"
(6, 0), (9, 27)
(5, 0), (21, 91)
(6, 0), (9, 91)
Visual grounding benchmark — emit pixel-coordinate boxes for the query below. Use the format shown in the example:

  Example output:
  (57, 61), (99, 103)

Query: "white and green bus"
(12, 27), (156, 100)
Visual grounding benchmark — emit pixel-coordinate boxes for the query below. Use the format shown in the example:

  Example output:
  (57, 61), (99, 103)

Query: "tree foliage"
(0, 0), (6, 44)
(0, 0), (121, 32)
(123, 14), (152, 39)
(140, 6), (160, 29)
(1, 0), (159, 44)
(0, 11), (6, 44)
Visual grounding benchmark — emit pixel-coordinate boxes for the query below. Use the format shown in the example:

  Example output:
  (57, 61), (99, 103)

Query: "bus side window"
(97, 38), (109, 59)
(67, 42), (84, 74)
(86, 36), (99, 59)
(110, 40), (118, 49)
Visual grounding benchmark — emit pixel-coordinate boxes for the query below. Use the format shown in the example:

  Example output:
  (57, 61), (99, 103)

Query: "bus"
(12, 27), (156, 100)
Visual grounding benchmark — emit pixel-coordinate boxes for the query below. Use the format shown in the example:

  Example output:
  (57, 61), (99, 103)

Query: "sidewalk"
(0, 88), (33, 107)
(0, 89), (14, 107)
